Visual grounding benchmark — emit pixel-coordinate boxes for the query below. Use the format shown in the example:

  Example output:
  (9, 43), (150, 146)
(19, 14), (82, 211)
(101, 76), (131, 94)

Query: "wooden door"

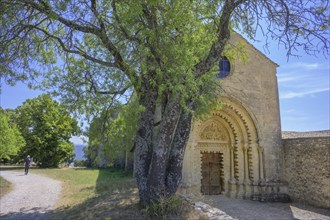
(201, 152), (222, 195)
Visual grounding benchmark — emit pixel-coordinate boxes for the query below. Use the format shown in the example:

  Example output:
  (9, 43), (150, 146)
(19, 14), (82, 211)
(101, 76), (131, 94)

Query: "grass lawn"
(31, 168), (135, 207)
(0, 175), (12, 198)
(32, 167), (146, 219)
(1, 167), (204, 219)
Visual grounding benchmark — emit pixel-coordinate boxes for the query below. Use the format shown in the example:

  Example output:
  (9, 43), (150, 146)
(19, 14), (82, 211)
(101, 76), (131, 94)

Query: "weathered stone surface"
(194, 201), (236, 220)
(283, 136), (330, 208)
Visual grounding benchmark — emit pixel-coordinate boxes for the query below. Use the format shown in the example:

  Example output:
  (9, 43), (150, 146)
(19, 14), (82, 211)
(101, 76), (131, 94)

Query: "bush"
(146, 195), (182, 217)
(73, 159), (87, 167)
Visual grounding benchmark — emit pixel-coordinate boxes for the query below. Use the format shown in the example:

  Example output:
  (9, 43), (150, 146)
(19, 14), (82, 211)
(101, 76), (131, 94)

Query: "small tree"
(0, 109), (25, 161)
(85, 98), (142, 169)
(16, 94), (79, 167)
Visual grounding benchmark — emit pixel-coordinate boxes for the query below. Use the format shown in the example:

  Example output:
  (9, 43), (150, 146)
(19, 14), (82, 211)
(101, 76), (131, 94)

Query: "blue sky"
(277, 60), (329, 131)
(1, 36), (329, 144)
(253, 40), (329, 132)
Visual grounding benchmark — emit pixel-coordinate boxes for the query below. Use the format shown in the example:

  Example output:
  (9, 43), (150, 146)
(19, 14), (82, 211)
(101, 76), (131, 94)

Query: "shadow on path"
(1, 208), (50, 220)
(201, 195), (330, 220)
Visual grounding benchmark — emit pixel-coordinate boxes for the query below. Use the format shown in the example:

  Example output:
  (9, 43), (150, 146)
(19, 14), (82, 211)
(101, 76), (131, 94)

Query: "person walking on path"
(24, 155), (31, 175)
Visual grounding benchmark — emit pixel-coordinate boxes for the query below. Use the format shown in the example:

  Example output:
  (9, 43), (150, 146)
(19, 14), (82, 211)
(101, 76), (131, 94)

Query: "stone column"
(228, 144), (237, 198)
(230, 145), (235, 180)
(258, 146), (265, 180)
(243, 145), (249, 181)
(243, 145), (252, 198)
(248, 143), (258, 195)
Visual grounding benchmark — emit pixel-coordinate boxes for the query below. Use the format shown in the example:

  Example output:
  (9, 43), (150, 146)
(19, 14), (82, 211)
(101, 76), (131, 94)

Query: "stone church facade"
(181, 33), (290, 201)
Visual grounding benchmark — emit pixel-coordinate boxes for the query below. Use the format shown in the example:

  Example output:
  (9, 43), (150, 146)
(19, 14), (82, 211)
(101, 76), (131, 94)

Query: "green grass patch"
(0, 175), (13, 198)
(30, 167), (147, 219)
(30, 167), (135, 208)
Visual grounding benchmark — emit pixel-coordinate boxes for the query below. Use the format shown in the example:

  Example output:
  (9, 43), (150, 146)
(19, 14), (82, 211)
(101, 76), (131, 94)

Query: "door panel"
(201, 152), (222, 195)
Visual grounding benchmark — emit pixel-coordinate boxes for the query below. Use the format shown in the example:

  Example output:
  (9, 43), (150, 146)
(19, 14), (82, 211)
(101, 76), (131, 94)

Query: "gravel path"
(0, 170), (62, 220)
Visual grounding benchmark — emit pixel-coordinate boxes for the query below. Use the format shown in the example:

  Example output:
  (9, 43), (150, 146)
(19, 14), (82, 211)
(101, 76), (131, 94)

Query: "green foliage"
(15, 94), (79, 167)
(0, 0), (329, 116)
(1, 0), (246, 119)
(73, 159), (87, 167)
(146, 195), (182, 217)
(0, 109), (25, 161)
(85, 98), (142, 168)
(1, 0), (328, 122)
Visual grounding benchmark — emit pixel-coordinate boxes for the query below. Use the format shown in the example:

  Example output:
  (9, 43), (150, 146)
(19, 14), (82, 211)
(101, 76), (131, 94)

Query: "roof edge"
(231, 31), (279, 67)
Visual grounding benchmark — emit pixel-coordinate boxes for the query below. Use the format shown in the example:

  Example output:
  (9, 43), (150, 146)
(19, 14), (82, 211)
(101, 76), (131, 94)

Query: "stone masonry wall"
(283, 136), (330, 208)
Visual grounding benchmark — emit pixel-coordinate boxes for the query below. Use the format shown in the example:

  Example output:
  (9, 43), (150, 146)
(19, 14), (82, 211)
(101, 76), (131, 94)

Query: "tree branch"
(23, 24), (118, 68)
(194, 0), (246, 77)
(82, 69), (131, 96)
(111, 0), (142, 43)
(24, 0), (99, 35)
(87, 0), (138, 83)
(14, 0), (139, 86)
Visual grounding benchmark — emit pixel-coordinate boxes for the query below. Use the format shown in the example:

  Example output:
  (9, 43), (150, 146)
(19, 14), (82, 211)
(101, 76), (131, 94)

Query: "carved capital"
(242, 145), (250, 152)
(257, 146), (264, 153)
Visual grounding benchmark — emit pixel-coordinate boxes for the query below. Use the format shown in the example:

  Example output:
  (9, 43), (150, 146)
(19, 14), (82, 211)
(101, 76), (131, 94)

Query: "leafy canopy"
(2, 0), (328, 119)
(0, 109), (25, 161)
(16, 94), (79, 167)
(85, 98), (143, 167)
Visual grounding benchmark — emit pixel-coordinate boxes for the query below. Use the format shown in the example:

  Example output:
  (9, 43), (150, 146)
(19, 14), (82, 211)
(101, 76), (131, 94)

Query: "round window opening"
(218, 57), (230, 79)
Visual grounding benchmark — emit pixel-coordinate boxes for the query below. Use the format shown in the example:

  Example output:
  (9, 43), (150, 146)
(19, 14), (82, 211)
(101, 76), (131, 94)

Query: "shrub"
(146, 195), (182, 217)
(73, 159), (87, 167)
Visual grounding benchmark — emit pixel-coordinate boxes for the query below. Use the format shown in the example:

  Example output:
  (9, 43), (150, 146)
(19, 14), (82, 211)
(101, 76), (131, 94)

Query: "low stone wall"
(283, 136), (330, 208)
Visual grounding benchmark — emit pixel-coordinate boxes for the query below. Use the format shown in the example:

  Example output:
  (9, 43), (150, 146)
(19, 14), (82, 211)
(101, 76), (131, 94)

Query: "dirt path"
(0, 170), (62, 220)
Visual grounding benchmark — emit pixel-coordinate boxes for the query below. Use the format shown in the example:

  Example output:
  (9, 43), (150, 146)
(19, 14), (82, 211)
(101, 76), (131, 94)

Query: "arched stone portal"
(182, 97), (265, 199)
(179, 33), (290, 201)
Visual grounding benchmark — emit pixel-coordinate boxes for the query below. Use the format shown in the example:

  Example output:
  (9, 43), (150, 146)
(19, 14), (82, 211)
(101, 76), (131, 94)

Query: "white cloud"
(277, 74), (299, 83)
(280, 88), (330, 99)
(278, 61), (329, 100)
(283, 62), (329, 71)
(282, 116), (309, 121)
(283, 109), (296, 113)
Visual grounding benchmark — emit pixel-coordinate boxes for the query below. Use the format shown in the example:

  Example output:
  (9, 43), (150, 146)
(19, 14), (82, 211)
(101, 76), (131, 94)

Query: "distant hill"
(74, 144), (86, 160)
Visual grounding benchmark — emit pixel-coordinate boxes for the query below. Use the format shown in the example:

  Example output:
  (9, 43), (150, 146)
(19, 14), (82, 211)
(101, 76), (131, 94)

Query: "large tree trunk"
(147, 96), (181, 202)
(134, 82), (158, 206)
(134, 90), (194, 206)
(165, 110), (193, 196)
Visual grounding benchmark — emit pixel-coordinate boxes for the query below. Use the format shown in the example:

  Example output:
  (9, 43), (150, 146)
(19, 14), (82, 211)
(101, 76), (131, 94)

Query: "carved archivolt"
(193, 97), (262, 185)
